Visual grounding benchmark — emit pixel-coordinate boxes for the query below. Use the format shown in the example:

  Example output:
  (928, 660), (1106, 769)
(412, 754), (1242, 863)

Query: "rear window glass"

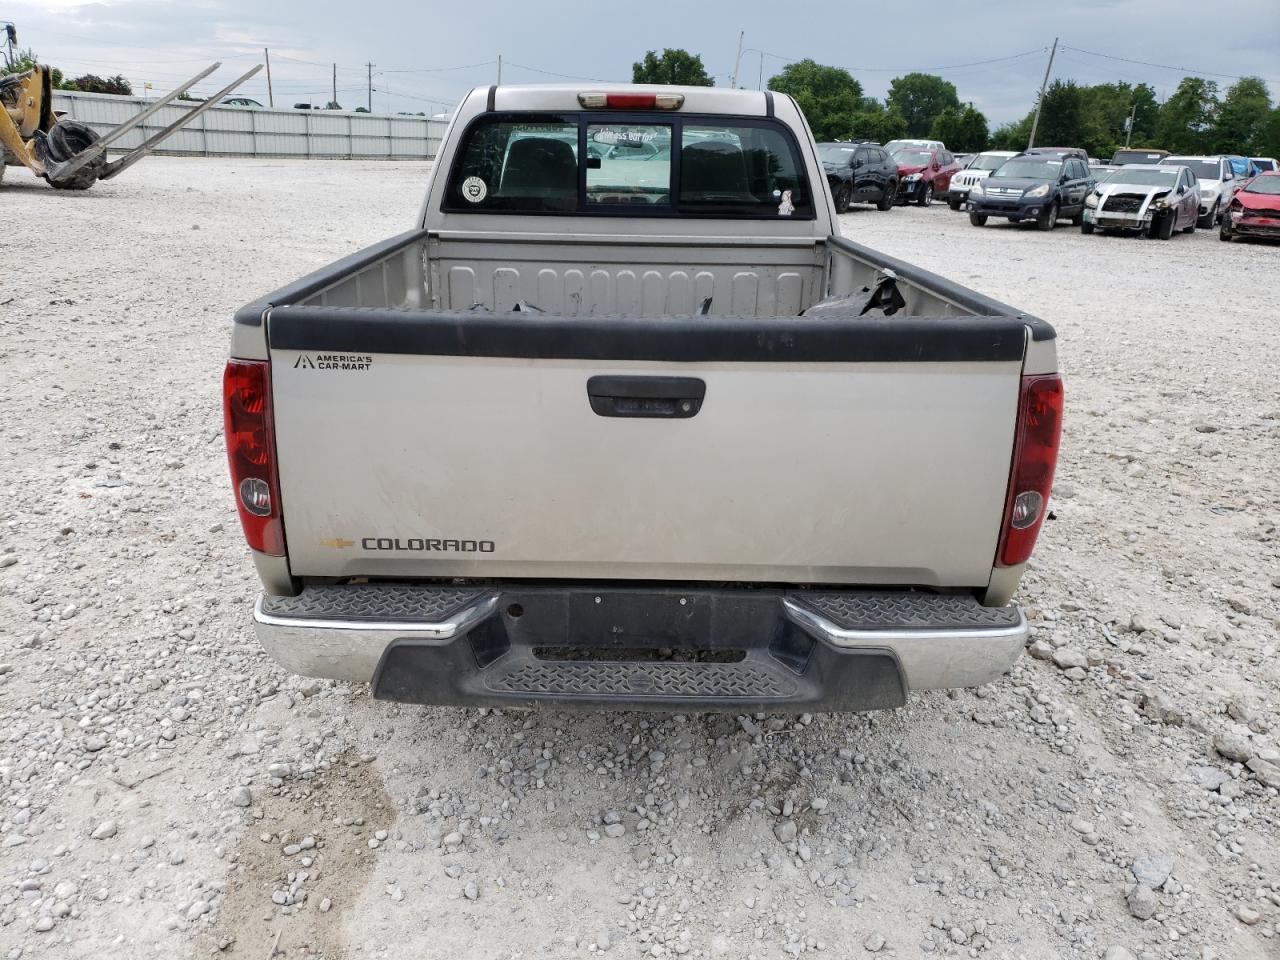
(443, 113), (813, 218)
(445, 121), (579, 212)
(586, 123), (672, 204)
(680, 124), (812, 216)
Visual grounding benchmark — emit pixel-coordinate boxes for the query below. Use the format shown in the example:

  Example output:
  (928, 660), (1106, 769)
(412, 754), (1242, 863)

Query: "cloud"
(8, 0), (1276, 122)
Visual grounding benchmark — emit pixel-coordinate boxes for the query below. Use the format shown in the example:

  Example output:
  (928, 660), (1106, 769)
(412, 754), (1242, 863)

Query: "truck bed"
(232, 230), (1055, 603)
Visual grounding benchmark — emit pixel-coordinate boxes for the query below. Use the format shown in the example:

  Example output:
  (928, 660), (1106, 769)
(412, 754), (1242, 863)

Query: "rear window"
(443, 112), (814, 218)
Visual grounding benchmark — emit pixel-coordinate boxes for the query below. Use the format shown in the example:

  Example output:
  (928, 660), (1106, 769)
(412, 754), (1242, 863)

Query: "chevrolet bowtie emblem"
(319, 537), (355, 549)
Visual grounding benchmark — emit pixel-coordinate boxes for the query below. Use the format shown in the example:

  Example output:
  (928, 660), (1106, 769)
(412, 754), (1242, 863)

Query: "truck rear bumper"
(254, 584), (1028, 711)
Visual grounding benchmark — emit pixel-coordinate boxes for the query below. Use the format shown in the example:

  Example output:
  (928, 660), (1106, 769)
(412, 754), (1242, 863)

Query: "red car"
(1221, 171), (1280, 241)
(890, 147), (961, 206)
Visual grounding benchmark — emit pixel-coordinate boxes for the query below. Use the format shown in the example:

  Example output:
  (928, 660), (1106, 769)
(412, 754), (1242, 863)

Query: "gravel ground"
(0, 158), (1277, 960)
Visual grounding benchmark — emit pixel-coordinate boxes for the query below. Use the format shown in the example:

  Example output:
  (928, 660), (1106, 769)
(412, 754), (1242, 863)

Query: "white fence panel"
(51, 90), (445, 160)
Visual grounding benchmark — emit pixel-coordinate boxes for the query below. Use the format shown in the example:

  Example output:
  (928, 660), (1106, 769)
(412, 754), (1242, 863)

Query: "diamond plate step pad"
(789, 592), (1020, 630)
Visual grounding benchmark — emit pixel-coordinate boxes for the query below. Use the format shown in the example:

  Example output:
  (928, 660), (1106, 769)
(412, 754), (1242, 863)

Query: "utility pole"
(757, 50), (765, 90)
(332, 63), (337, 107)
(730, 31), (744, 89)
(367, 61), (373, 112)
(263, 47), (274, 107)
(1027, 37), (1057, 151)
(1124, 102), (1137, 148)
(497, 54), (502, 85)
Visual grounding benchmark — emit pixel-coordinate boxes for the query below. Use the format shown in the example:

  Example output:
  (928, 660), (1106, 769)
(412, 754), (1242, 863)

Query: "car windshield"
(1105, 169), (1179, 186)
(1251, 158), (1277, 171)
(990, 158), (1061, 180)
(819, 144), (858, 164)
(1113, 150), (1165, 165)
(1166, 158), (1220, 180)
(1244, 176), (1280, 195)
(969, 154), (1010, 171)
(892, 150), (931, 166)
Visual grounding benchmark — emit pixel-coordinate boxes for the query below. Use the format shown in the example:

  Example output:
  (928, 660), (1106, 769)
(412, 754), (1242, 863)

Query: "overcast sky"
(6, 0), (1278, 123)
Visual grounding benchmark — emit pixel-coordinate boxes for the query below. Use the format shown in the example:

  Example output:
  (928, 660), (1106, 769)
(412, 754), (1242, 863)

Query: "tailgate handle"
(587, 376), (706, 419)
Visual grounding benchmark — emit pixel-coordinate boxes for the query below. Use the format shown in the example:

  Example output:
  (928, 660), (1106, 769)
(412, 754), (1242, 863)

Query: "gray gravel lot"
(0, 158), (1277, 960)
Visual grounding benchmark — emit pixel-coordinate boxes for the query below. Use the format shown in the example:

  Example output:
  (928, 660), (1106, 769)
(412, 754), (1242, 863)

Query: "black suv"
(818, 142), (897, 212)
(967, 153), (1094, 230)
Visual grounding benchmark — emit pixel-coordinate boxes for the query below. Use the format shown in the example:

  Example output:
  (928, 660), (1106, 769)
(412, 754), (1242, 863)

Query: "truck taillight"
(223, 359), (285, 556)
(996, 374), (1063, 567)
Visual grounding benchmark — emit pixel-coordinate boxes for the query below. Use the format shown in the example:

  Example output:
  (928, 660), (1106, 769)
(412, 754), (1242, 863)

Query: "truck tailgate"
(266, 308), (1027, 588)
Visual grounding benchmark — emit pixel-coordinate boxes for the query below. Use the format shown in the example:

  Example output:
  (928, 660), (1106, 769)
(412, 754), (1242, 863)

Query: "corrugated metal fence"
(51, 90), (447, 160)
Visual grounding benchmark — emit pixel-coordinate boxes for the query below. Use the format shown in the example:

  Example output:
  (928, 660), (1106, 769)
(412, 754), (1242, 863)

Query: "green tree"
(886, 73), (960, 138)
(71, 73), (133, 96)
(1211, 77), (1272, 155)
(1077, 82), (1159, 158)
(1262, 107), (1280, 159)
(632, 49), (713, 87)
(990, 115), (1032, 150)
(4, 48), (77, 89)
(1032, 79), (1085, 148)
(849, 101), (907, 143)
(767, 59), (863, 141)
(1156, 77), (1219, 154)
(930, 103), (989, 152)
(325, 100), (343, 110)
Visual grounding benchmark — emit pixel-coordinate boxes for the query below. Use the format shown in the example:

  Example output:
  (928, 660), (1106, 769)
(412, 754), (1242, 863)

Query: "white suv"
(1160, 155), (1235, 226)
(947, 150), (1018, 210)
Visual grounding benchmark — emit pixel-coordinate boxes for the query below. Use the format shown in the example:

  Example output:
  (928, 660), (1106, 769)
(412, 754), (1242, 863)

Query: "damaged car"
(1081, 164), (1199, 239)
(1220, 171), (1280, 241)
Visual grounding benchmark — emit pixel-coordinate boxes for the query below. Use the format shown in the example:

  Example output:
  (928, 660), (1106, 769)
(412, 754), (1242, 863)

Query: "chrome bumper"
(254, 585), (1029, 695)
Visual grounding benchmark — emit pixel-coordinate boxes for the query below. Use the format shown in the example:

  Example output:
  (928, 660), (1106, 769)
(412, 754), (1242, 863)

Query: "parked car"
(222, 97), (263, 107)
(226, 83), (1061, 713)
(1158, 155), (1235, 226)
(1026, 146), (1089, 162)
(967, 153), (1094, 230)
(1081, 164), (1199, 239)
(1111, 148), (1169, 166)
(883, 138), (945, 154)
(1250, 157), (1278, 173)
(818, 141), (897, 211)
(891, 147), (961, 206)
(947, 150), (1017, 210)
(1220, 170), (1280, 241)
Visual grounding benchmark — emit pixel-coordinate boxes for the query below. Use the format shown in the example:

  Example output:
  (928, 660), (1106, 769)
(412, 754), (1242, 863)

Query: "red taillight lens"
(996, 374), (1063, 567)
(223, 360), (285, 556)
(577, 92), (685, 110)
(606, 94), (657, 109)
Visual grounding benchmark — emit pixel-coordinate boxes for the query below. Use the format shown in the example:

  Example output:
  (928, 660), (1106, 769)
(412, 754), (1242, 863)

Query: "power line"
(1060, 44), (1279, 85)
(502, 60), (617, 83)
(382, 60), (495, 75)
(749, 46), (1046, 74)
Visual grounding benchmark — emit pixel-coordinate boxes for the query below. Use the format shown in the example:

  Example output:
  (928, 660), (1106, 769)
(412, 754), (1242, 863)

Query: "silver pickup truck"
(224, 84), (1063, 712)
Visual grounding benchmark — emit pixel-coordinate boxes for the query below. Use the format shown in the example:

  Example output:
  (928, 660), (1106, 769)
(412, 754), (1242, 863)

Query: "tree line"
(5, 49), (133, 95)
(633, 49), (1280, 159)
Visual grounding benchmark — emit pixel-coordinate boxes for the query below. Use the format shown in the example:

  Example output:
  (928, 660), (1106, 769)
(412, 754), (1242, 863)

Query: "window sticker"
(462, 176), (488, 203)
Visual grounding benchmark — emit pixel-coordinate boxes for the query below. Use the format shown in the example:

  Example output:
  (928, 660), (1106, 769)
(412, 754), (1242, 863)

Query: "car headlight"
(1024, 184), (1050, 198)
(1084, 192), (1098, 208)
(1150, 191), (1170, 209)
(904, 173), (921, 182)
(969, 181), (984, 195)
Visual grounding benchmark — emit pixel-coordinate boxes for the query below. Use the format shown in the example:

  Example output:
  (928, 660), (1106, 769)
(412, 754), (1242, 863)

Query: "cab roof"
(466, 84), (776, 117)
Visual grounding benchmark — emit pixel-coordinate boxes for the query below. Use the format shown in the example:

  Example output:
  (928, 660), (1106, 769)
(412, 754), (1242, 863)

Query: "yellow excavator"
(2, 39), (260, 190)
